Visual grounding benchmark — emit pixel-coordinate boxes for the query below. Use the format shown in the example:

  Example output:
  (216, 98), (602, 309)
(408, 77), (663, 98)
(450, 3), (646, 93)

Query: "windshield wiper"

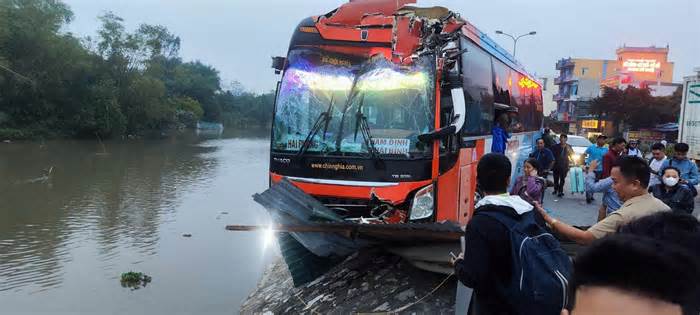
(334, 77), (362, 152)
(297, 96), (334, 156)
(352, 94), (381, 160)
(334, 57), (379, 152)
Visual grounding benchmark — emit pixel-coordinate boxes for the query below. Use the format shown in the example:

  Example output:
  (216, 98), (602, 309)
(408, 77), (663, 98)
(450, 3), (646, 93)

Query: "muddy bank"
(240, 249), (457, 314)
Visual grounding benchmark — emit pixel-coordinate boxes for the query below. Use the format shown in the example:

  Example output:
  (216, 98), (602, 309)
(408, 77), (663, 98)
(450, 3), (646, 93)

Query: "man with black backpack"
(453, 153), (572, 315)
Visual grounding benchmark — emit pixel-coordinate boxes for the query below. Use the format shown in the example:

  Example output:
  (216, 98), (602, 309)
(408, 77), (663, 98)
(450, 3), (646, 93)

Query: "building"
(553, 58), (615, 124)
(601, 46), (677, 93)
(554, 45), (678, 136)
(538, 76), (558, 116)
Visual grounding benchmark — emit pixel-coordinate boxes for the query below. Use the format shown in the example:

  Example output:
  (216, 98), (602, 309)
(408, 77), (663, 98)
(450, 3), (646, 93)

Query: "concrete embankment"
(240, 249), (457, 314)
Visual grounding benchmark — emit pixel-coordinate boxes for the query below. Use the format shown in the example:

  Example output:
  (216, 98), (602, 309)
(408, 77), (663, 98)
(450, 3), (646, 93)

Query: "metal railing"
(556, 58), (575, 70)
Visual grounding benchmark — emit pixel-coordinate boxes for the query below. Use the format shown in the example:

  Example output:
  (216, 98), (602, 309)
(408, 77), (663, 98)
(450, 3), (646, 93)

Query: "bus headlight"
(410, 185), (434, 220)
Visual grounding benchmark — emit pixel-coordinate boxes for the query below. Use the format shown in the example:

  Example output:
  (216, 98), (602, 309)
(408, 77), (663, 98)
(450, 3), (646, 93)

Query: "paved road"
(543, 174), (700, 226)
(541, 175), (598, 227)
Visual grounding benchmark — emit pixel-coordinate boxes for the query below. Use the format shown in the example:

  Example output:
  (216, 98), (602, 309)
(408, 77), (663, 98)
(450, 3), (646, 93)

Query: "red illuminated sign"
(623, 59), (661, 73)
(518, 77), (539, 89)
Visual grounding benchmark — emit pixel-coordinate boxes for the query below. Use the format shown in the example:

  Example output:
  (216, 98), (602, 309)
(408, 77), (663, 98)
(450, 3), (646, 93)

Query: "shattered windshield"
(272, 48), (435, 158)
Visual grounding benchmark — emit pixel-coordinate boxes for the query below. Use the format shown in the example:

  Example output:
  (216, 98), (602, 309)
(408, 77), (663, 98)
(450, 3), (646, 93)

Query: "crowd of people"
(451, 131), (700, 314)
(521, 129), (697, 216)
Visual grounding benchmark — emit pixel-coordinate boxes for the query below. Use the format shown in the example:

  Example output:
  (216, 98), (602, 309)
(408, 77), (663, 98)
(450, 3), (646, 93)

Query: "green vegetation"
(120, 271), (152, 290)
(0, 0), (274, 139)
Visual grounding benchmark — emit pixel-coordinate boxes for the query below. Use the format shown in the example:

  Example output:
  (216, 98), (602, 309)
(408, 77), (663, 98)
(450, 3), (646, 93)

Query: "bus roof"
(302, 0), (537, 82)
(460, 21), (535, 81)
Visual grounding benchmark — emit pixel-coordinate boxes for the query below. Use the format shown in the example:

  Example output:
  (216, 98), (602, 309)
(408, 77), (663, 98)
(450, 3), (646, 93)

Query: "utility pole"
(494, 30), (537, 59)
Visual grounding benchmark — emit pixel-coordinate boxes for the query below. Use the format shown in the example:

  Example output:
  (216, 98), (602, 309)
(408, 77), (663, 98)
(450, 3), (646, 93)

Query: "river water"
(0, 130), (276, 314)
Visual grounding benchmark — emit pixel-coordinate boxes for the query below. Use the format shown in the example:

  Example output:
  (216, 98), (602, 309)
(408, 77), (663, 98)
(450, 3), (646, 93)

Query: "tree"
(136, 24), (181, 59)
(0, 0), (275, 139)
(170, 61), (221, 121)
(590, 86), (682, 135)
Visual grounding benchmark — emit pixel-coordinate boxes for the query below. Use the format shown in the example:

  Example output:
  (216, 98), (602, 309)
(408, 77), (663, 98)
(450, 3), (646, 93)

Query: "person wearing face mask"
(661, 143), (699, 190)
(651, 166), (695, 214)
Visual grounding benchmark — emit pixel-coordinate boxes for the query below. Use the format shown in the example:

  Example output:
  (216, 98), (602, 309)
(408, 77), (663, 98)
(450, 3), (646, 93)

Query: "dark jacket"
(542, 133), (556, 149)
(602, 150), (620, 178)
(651, 183), (695, 214)
(530, 148), (555, 172)
(551, 144), (573, 170)
(454, 196), (547, 315)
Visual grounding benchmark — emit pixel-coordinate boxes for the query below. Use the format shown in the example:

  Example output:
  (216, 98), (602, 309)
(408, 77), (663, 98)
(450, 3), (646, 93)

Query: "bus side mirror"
(271, 56), (287, 74)
(417, 87), (466, 143)
(418, 125), (457, 143)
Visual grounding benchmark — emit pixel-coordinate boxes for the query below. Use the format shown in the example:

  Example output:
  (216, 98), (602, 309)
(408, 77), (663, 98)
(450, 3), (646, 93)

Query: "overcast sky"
(64, 0), (699, 93)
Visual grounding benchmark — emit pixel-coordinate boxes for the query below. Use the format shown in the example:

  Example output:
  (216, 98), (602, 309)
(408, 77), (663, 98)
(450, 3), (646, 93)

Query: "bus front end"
(265, 0), (543, 282)
(270, 1), (458, 226)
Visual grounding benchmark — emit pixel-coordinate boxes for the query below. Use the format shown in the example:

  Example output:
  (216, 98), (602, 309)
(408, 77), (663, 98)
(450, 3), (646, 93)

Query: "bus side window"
(459, 37), (494, 138)
(492, 60), (511, 108)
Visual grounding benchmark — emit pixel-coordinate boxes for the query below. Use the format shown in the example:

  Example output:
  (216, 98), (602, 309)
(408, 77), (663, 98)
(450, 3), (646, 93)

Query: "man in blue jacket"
(584, 135), (609, 203)
(585, 160), (622, 221)
(530, 138), (555, 176)
(491, 112), (510, 154)
(661, 143), (699, 187)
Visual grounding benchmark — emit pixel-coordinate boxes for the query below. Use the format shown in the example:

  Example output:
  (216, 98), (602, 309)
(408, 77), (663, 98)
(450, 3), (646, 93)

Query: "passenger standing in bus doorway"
(551, 134), (574, 197)
(491, 112), (510, 154)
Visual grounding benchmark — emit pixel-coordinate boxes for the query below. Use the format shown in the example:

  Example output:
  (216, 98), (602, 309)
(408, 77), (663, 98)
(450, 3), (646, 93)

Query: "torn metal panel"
(359, 14), (394, 28)
(392, 16), (423, 63)
(226, 221), (463, 243)
(395, 6), (453, 20)
(252, 178), (461, 256)
(254, 177), (344, 223)
(254, 178), (371, 257)
(324, 0), (416, 26)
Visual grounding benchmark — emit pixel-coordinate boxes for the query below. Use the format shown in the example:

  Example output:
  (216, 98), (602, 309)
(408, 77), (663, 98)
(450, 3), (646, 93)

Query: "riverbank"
(240, 249), (457, 314)
(0, 125), (271, 142)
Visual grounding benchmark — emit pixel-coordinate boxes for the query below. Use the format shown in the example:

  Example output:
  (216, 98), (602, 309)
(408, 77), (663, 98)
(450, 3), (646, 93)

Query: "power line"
(0, 62), (35, 84)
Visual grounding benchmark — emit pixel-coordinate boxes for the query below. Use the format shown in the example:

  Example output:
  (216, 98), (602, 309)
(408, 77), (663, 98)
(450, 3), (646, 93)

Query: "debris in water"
(120, 271), (152, 290)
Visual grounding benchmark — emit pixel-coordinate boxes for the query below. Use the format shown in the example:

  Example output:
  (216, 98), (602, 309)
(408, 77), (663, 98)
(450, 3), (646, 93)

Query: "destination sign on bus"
(371, 138), (410, 155)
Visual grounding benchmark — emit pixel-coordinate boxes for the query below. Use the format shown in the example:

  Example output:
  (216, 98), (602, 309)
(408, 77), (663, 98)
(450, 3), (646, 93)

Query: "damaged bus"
(263, 0), (543, 284)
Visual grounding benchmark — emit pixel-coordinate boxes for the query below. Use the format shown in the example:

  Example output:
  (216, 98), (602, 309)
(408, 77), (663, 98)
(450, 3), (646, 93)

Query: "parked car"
(553, 134), (592, 166)
(567, 135), (593, 165)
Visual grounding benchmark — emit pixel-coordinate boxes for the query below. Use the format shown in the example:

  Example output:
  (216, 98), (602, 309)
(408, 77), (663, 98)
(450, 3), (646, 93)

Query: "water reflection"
(0, 133), (220, 293)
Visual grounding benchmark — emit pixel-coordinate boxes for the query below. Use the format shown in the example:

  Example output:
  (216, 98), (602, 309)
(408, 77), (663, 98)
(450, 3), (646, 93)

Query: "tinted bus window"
(460, 38), (494, 136)
(532, 86), (543, 129)
(512, 74), (543, 132)
(492, 60), (511, 106)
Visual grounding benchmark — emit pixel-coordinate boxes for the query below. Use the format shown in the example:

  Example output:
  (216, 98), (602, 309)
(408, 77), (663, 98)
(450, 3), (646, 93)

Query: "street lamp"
(495, 30), (537, 58)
